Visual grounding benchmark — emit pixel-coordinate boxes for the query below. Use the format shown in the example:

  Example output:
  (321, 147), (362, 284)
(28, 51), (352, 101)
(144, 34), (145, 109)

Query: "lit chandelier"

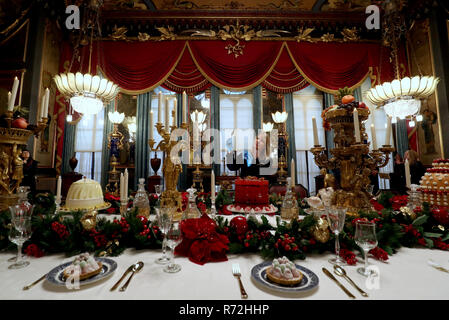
(53, 0), (120, 115)
(365, 0), (439, 124)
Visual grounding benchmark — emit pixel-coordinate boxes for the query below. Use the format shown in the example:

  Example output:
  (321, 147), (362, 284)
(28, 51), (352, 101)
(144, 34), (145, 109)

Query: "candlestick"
(291, 159), (295, 188)
(211, 170), (215, 201)
(370, 124), (377, 150)
(8, 77), (19, 111)
(158, 92), (162, 123)
(150, 110), (154, 140)
(353, 108), (361, 143)
(312, 116), (319, 146)
(173, 97), (177, 127)
(405, 159), (411, 189)
(165, 97), (169, 128)
(385, 116), (392, 146)
(182, 91), (187, 123)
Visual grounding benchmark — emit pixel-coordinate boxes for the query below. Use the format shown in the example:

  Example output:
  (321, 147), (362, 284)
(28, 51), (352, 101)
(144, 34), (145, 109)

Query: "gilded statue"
(0, 149), (9, 182)
(11, 144), (24, 185)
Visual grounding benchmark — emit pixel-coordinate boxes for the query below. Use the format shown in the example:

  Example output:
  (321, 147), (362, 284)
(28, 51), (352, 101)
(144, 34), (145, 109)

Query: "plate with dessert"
(251, 256), (319, 293)
(46, 253), (117, 287)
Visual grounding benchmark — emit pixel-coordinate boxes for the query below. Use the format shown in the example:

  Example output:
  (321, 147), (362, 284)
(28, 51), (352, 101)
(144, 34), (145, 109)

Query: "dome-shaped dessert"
(65, 178), (107, 210)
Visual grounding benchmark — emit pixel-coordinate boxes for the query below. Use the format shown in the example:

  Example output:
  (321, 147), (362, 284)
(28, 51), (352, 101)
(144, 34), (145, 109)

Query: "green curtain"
(135, 93), (152, 190)
(100, 101), (115, 188)
(61, 121), (76, 174)
(396, 119), (409, 158)
(284, 93), (297, 179)
(253, 86), (262, 132)
(176, 92), (187, 191)
(323, 93), (335, 151)
(210, 86), (221, 176)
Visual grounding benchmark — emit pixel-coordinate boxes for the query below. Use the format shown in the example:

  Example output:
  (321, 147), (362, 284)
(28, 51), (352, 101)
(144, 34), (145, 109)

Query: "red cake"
(234, 177), (269, 205)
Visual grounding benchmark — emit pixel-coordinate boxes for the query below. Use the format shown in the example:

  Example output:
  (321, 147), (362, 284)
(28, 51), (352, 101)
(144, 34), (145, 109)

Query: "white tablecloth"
(1, 214), (449, 300)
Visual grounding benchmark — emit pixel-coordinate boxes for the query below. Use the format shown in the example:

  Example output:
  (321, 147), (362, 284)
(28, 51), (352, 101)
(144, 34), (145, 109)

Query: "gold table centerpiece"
(310, 91), (394, 216)
(0, 110), (47, 210)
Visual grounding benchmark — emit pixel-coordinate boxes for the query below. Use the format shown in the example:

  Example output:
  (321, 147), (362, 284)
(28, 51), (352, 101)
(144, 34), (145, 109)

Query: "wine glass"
(8, 204), (34, 262)
(155, 207), (173, 265)
(326, 206), (347, 265)
(8, 215), (32, 269)
(355, 220), (378, 276)
(164, 219), (183, 273)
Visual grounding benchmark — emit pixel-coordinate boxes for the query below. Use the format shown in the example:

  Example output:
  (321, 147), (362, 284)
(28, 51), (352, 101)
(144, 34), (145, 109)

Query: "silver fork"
(232, 263), (248, 299)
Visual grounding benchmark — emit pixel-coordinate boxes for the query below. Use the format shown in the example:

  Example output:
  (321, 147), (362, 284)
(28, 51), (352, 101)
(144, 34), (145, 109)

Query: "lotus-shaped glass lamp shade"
(108, 111), (125, 124)
(190, 110), (207, 124)
(54, 72), (120, 115)
(271, 111), (288, 123)
(263, 122), (274, 132)
(128, 122), (137, 134)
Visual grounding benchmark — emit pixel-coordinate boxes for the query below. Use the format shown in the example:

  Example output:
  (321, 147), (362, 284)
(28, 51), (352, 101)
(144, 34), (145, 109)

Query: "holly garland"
(2, 191), (449, 265)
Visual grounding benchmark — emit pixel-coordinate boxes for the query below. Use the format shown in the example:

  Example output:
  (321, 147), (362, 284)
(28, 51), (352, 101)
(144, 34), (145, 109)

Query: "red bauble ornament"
(432, 207), (449, 226)
(12, 117), (28, 129)
(229, 216), (248, 236)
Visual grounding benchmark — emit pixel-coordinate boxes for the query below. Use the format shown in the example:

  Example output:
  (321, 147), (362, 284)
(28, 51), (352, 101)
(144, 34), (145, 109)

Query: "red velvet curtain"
(92, 40), (407, 95)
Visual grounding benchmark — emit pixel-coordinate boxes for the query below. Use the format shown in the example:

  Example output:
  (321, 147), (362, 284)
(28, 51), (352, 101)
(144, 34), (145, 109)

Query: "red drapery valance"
(93, 40), (407, 95)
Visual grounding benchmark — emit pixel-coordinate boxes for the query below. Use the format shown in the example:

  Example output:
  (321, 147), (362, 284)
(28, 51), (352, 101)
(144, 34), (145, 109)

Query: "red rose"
(229, 216), (248, 236)
(24, 243), (44, 258)
(432, 207), (449, 226)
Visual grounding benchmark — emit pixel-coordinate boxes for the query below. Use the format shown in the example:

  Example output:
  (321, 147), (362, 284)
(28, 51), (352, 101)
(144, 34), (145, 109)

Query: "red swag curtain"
(91, 40), (407, 95)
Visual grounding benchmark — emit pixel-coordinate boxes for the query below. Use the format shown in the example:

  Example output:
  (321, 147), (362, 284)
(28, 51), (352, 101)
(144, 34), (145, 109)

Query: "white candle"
(291, 159), (295, 188)
(182, 91), (187, 123)
(158, 92), (162, 123)
(120, 173), (124, 200)
(8, 77), (19, 111)
(385, 116), (392, 146)
(353, 108), (361, 143)
(40, 94), (46, 120)
(149, 110), (154, 140)
(124, 169), (129, 200)
(173, 97), (177, 127)
(211, 170), (215, 201)
(56, 176), (62, 200)
(165, 97), (169, 128)
(7, 92), (11, 109)
(370, 124), (377, 150)
(312, 116), (319, 146)
(405, 159), (411, 189)
(43, 88), (50, 118)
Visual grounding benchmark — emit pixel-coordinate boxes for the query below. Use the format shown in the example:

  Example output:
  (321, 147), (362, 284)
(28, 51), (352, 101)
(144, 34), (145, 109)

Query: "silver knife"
(322, 267), (356, 299)
(110, 264), (134, 291)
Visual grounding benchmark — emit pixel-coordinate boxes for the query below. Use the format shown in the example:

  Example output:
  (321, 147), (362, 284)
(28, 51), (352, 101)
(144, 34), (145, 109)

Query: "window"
(361, 77), (393, 190)
(75, 111), (105, 181)
(220, 90), (254, 174)
(293, 85), (325, 195)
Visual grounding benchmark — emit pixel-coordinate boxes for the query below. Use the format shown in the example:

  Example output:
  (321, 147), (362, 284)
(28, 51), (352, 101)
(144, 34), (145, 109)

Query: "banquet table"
(1, 214), (449, 301)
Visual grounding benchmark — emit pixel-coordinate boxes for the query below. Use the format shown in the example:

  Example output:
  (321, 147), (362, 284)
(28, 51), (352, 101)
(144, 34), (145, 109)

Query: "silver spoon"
(333, 264), (369, 297)
(119, 261), (144, 292)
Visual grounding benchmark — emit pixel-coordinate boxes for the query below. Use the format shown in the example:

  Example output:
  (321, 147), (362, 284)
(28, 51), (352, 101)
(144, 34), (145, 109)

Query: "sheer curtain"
(219, 90), (254, 174)
(360, 78), (394, 189)
(293, 85), (324, 195)
(74, 111), (105, 182)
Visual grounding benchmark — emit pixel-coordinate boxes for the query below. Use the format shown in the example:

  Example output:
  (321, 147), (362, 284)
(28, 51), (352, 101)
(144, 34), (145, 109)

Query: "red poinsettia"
(24, 243), (44, 257)
(390, 195), (408, 211)
(370, 199), (384, 212)
(175, 214), (229, 265)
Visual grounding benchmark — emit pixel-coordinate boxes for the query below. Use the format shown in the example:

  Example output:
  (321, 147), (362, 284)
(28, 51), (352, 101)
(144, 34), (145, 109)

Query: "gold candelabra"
(310, 107), (394, 216)
(0, 109), (47, 210)
(148, 112), (188, 212)
(106, 123), (124, 196)
(276, 122), (288, 183)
